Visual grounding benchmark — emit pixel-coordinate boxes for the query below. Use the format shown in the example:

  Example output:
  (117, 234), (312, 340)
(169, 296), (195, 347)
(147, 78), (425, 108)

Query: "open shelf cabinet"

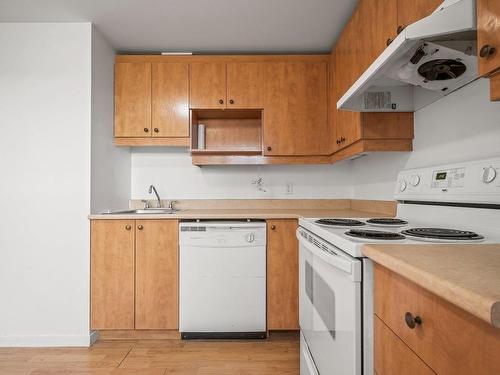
(190, 109), (263, 159)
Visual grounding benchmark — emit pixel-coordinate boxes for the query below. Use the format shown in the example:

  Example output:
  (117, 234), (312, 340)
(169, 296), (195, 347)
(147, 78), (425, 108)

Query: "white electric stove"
(298, 157), (500, 375)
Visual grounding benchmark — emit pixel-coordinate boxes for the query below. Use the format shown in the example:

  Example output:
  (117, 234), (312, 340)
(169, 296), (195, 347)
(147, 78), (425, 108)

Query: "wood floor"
(0, 332), (299, 375)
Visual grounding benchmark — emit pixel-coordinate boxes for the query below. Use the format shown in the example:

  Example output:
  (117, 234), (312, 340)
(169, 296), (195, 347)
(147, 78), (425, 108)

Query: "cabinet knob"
(267, 146), (272, 151)
(386, 38), (393, 46)
(397, 25), (404, 34)
(341, 137), (345, 143)
(154, 128), (159, 133)
(144, 128), (149, 133)
(125, 225), (131, 230)
(270, 225), (276, 230)
(405, 312), (422, 329)
(138, 224), (144, 230)
(336, 139), (340, 145)
(480, 45), (496, 58)
(219, 99), (224, 104)
(229, 99), (234, 104)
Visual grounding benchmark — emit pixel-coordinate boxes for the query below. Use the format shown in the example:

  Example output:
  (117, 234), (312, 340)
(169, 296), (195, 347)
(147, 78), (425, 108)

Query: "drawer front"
(374, 264), (500, 375)
(374, 315), (435, 375)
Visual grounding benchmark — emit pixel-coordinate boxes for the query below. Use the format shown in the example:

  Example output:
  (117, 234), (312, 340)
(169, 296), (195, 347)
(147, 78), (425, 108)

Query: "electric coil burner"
(315, 218), (366, 227)
(401, 228), (484, 242)
(345, 229), (406, 241)
(366, 218), (408, 226)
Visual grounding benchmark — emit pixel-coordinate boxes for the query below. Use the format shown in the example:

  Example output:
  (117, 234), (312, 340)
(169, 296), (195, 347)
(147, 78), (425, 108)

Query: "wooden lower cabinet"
(266, 219), (299, 330)
(135, 220), (179, 329)
(91, 219), (179, 330)
(374, 264), (500, 375)
(91, 220), (135, 330)
(374, 316), (435, 375)
(490, 73), (500, 101)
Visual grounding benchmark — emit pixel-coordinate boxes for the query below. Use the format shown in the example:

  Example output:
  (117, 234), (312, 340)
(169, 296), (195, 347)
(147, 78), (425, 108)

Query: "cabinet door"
(397, 0), (442, 32)
(477, 0), (500, 76)
(152, 63), (189, 137)
(331, 49), (362, 151)
(135, 220), (179, 329)
(226, 62), (264, 109)
(189, 63), (226, 109)
(267, 219), (299, 330)
(115, 63), (152, 137)
(262, 62), (329, 156)
(91, 220), (135, 330)
(358, 0), (398, 70)
(374, 316), (435, 375)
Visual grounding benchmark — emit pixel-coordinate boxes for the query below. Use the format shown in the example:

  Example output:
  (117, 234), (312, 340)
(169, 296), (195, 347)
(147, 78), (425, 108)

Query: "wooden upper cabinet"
(267, 220), (299, 330)
(358, 0), (398, 72)
(262, 62), (330, 156)
(477, 0), (500, 76)
(152, 63), (189, 137)
(135, 220), (179, 330)
(115, 63), (152, 137)
(227, 62), (264, 109)
(91, 220), (135, 330)
(397, 0), (442, 34)
(189, 63), (226, 109)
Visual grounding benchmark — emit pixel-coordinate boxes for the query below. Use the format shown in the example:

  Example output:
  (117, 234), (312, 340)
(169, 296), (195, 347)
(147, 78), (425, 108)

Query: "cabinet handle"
(154, 128), (159, 133)
(125, 225), (131, 230)
(267, 146), (272, 151)
(480, 45), (496, 58)
(270, 225), (276, 230)
(229, 99), (234, 104)
(397, 25), (404, 34)
(386, 38), (393, 46)
(138, 224), (144, 230)
(405, 312), (422, 329)
(219, 99), (224, 104)
(143, 128), (149, 133)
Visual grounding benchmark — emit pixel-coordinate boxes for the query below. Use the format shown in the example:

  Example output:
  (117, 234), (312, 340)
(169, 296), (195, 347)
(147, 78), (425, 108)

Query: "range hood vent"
(337, 0), (477, 112)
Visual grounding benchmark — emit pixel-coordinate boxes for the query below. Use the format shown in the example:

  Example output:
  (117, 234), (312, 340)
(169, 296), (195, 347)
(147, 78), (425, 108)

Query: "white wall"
(91, 26), (131, 213)
(0, 23), (109, 347)
(350, 79), (500, 200)
(131, 148), (354, 200)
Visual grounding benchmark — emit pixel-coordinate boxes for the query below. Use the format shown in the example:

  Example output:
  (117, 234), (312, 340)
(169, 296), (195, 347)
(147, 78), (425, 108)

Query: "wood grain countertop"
(88, 208), (393, 220)
(88, 199), (397, 220)
(363, 244), (500, 328)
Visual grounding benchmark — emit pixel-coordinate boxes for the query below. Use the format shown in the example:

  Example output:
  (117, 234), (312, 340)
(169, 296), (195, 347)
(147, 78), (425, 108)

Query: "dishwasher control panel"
(179, 221), (267, 247)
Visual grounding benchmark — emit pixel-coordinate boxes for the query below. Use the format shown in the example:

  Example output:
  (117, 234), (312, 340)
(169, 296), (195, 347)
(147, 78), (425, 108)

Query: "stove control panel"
(395, 157), (500, 204)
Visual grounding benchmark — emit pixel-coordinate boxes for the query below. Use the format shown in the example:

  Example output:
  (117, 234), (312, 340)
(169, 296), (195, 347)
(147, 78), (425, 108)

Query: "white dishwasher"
(179, 220), (267, 339)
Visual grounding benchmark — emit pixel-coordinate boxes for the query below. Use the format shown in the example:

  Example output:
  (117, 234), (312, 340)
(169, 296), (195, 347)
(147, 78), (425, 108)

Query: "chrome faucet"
(148, 185), (161, 208)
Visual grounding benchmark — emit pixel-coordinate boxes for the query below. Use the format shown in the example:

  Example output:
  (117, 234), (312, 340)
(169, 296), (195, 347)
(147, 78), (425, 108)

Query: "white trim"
(0, 333), (96, 347)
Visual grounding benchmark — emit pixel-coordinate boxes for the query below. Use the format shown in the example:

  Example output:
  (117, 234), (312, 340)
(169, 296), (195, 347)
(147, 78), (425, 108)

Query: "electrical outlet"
(285, 182), (294, 195)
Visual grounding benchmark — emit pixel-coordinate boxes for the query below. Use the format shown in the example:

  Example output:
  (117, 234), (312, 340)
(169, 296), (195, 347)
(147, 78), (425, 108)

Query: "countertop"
(363, 244), (500, 328)
(88, 208), (392, 220)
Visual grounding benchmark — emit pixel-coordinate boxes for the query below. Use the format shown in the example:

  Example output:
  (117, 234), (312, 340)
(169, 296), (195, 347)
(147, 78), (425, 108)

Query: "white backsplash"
(131, 148), (354, 200)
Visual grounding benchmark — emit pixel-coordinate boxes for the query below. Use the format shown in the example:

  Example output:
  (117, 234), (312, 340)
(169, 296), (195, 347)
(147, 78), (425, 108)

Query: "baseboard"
(0, 333), (96, 347)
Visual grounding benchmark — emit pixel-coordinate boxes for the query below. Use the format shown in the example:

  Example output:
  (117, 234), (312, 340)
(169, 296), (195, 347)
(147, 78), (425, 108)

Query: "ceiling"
(0, 0), (357, 53)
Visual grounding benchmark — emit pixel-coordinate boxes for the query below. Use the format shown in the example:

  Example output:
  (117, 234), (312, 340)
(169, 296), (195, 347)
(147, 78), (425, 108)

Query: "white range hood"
(337, 0), (477, 112)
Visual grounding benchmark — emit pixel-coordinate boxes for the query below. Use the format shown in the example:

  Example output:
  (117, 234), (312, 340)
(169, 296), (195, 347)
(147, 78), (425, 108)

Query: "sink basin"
(104, 208), (180, 215)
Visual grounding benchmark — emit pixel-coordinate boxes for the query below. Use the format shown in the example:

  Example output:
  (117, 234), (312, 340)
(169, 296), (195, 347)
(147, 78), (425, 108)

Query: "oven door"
(298, 228), (362, 375)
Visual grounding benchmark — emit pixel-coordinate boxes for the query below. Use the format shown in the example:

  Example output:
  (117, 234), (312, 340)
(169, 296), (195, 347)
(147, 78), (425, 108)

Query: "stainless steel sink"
(104, 208), (180, 215)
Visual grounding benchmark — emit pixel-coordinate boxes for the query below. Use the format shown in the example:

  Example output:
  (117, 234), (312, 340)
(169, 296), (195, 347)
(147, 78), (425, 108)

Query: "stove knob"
(410, 175), (420, 187)
(246, 233), (256, 243)
(482, 166), (497, 184)
(399, 180), (407, 192)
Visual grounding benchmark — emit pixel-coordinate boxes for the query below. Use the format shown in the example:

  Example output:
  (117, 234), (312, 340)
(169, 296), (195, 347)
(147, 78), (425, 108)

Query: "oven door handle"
(297, 232), (361, 281)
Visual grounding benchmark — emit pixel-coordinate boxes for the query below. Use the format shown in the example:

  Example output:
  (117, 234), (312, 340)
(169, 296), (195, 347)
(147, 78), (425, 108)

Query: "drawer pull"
(405, 312), (422, 329)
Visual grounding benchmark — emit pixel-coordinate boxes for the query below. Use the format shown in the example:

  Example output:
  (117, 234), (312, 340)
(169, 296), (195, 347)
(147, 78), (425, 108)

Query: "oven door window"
(300, 244), (362, 375)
